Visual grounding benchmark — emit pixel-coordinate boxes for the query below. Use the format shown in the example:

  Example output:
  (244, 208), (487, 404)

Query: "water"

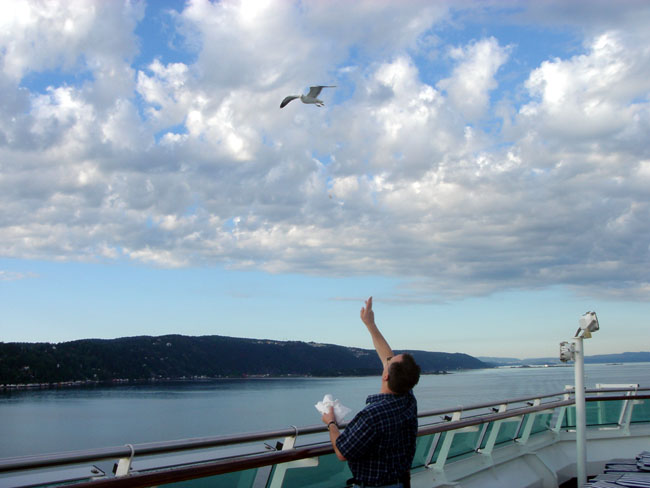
(1, 363), (649, 458)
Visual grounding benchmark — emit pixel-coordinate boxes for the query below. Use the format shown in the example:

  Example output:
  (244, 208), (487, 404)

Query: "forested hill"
(0, 335), (487, 384)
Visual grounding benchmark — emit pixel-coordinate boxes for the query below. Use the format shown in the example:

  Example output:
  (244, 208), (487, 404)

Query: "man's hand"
(360, 296), (394, 364)
(360, 296), (375, 328)
(322, 406), (346, 461)
(321, 406), (336, 426)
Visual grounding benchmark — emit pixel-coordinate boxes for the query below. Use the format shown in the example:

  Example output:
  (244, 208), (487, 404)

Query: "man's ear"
(382, 370), (389, 382)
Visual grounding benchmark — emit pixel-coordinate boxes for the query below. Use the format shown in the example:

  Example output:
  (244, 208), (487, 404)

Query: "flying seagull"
(280, 85), (336, 108)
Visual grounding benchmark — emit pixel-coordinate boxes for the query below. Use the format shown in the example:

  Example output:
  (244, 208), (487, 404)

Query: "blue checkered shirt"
(336, 390), (417, 485)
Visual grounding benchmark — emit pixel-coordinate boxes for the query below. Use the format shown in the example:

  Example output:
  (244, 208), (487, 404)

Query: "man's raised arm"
(360, 296), (394, 366)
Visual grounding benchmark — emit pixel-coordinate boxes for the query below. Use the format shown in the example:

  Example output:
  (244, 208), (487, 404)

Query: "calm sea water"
(1, 363), (649, 458)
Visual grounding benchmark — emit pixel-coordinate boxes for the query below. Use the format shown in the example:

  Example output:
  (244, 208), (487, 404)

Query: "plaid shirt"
(336, 391), (417, 485)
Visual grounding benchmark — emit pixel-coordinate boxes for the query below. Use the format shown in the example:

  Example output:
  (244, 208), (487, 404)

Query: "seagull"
(280, 85), (336, 108)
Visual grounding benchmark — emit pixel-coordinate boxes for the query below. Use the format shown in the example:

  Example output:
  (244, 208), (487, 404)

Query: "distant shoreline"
(0, 370), (457, 391)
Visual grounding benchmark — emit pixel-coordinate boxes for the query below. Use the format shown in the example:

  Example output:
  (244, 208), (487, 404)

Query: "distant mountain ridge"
(0, 334), (488, 384)
(479, 351), (650, 366)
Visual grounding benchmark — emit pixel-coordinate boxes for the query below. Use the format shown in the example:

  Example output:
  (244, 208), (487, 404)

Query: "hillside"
(0, 335), (488, 384)
(479, 351), (650, 366)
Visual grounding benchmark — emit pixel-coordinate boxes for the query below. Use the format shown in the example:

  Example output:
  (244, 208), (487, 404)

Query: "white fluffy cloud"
(1, 0), (649, 301)
(520, 31), (649, 142)
(438, 37), (510, 120)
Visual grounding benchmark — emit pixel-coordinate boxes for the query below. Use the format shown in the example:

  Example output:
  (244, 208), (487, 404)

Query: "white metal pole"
(574, 337), (587, 486)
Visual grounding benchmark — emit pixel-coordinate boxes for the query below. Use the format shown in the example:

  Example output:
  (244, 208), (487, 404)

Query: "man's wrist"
(327, 421), (337, 430)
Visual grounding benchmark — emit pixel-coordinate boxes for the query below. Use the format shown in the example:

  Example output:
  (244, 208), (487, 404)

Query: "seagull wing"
(280, 95), (299, 108)
(307, 85), (336, 98)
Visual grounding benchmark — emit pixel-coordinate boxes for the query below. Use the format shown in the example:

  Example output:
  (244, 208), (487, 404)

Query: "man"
(322, 296), (421, 488)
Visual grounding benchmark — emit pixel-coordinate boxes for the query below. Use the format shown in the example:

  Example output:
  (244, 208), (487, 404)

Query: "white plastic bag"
(315, 394), (352, 424)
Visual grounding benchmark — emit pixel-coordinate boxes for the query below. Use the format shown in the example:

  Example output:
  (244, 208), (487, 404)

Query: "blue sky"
(1, 1), (649, 359)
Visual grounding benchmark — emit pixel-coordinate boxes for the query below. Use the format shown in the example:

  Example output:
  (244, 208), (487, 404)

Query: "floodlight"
(575, 311), (599, 338)
(559, 341), (575, 362)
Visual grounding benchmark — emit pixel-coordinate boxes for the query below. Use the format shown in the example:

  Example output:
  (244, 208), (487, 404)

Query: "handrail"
(419, 394), (649, 436)
(586, 387), (649, 393)
(418, 398), (574, 436)
(2, 392), (648, 481)
(417, 390), (568, 418)
(60, 444), (337, 488)
(0, 425), (326, 473)
(584, 394), (650, 402)
(416, 388), (650, 418)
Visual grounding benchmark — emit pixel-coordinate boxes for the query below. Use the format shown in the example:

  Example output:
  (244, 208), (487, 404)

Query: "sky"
(1, 0), (649, 359)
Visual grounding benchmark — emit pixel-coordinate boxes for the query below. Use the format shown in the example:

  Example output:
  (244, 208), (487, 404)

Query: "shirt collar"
(366, 390), (414, 404)
(366, 392), (398, 404)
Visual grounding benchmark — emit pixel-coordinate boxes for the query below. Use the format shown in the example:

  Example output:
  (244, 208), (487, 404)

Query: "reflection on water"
(1, 363), (649, 457)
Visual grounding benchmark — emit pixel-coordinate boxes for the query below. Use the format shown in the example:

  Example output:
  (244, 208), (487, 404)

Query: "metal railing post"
(431, 410), (462, 470)
(516, 398), (543, 445)
(478, 403), (507, 455)
(114, 444), (135, 477)
(268, 428), (318, 488)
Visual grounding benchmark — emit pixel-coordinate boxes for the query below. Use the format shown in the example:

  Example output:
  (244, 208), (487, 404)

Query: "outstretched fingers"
(360, 296), (374, 325)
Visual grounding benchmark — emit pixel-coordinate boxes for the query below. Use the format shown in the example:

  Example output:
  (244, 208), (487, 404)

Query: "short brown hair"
(387, 353), (421, 394)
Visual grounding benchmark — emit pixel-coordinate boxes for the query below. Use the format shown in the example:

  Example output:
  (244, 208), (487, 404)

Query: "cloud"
(438, 37), (510, 120)
(1, 1), (649, 301)
(0, 270), (38, 281)
(519, 31), (650, 142)
(0, 1), (142, 99)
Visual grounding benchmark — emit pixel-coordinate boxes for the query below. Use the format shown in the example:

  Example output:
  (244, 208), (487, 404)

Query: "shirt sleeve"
(335, 409), (377, 461)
